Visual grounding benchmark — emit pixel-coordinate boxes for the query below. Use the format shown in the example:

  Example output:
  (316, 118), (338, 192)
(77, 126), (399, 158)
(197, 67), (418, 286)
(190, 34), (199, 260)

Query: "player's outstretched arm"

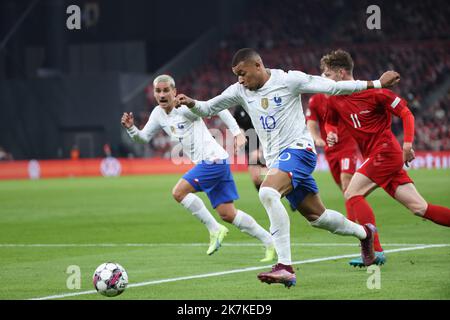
(176, 84), (242, 117)
(288, 70), (400, 96)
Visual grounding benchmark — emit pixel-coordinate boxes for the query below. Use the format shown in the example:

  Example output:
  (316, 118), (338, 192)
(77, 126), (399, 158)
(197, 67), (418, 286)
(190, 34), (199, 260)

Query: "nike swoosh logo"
(247, 100), (255, 104)
(271, 230), (279, 236)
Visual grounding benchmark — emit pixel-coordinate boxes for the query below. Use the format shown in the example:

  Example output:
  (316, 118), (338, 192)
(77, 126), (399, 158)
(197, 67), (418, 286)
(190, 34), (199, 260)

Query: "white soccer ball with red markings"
(93, 262), (128, 297)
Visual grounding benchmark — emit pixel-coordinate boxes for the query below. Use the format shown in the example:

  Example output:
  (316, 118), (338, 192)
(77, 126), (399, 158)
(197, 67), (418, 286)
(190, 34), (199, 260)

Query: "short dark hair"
(231, 48), (260, 67)
(320, 49), (354, 73)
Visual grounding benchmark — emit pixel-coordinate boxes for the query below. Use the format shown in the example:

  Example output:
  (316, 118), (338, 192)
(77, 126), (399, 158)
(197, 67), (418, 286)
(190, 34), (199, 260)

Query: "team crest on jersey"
(273, 96), (282, 107)
(261, 98), (269, 109)
(170, 126), (175, 133)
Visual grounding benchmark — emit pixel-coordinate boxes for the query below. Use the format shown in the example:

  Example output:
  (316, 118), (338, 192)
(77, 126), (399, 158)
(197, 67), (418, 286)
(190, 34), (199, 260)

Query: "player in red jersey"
(306, 93), (385, 267)
(306, 93), (360, 193)
(320, 50), (450, 261)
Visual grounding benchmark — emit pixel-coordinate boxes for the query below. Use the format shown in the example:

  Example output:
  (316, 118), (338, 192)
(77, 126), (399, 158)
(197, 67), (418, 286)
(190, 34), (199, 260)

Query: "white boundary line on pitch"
(29, 244), (450, 300)
(2, 242), (449, 248)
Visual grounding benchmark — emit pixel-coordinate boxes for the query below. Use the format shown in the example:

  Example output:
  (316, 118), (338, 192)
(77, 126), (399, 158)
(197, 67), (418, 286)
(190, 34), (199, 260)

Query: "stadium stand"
(142, 0), (449, 156)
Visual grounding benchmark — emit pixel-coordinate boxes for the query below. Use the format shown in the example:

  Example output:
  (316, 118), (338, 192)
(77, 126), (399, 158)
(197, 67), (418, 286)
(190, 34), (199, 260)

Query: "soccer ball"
(93, 262), (128, 297)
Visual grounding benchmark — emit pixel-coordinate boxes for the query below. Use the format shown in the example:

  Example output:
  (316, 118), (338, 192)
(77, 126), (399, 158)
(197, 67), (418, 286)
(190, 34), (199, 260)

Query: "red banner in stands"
(0, 152), (449, 180)
(0, 158), (249, 180)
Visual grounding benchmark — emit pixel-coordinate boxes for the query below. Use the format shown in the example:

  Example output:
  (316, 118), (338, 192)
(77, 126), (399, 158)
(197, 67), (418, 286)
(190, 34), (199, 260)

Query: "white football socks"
(232, 209), (273, 247)
(180, 193), (220, 233)
(310, 209), (367, 240)
(259, 187), (291, 265)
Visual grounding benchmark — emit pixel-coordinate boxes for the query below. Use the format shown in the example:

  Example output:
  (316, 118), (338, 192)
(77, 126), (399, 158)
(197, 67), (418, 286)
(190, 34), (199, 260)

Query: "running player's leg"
(298, 191), (378, 266)
(341, 172), (355, 219)
(215, 201), (275, 262)
(340, 172), (353, 193)
(394, 183), (450, 227)
(297, 191), (376, 266)
(257, 167), (296, 286)
(259, 149), (374, 287)
(344, 172), (383, 253)
(173, 178), (221, 234)
(248, 148), (268, 190)
(206, 162), (274, 257)
(259, 168), (293, 264)
(248, 164), (266, 190)
(328, 155), (357, 221)
(343, 172), (386, 265)
(298, 192), (368, 239)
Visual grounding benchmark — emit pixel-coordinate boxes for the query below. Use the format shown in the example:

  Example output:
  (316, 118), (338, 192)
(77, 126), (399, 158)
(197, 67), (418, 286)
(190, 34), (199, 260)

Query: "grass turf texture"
(0, 169), (449, 300)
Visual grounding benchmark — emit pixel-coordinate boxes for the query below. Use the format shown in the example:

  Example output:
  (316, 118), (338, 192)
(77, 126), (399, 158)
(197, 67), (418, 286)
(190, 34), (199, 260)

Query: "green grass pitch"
(0, 169), (449, 300)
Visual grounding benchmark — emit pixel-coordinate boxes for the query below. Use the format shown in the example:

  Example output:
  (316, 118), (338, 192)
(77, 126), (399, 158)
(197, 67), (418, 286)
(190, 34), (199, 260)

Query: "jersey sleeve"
(285, 70), (367, 96)
(375, 89), (415, 143)
(126, 108), (161, 143)
(217, 109), (242, 136)
(375, 89), (407, 116)
(191, 83), (244, 117)
(177, 105), (201, 121)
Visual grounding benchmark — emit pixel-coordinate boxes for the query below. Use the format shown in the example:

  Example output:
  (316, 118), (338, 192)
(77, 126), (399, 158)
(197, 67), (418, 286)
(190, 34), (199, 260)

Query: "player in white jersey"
(121, 74), (275, 261)
(175, 48), (400, 287)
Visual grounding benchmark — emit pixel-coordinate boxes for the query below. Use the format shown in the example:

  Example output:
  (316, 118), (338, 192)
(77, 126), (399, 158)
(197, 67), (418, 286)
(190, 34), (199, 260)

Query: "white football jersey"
(192, 69), (367, 167)
(126, 105), (241, 163)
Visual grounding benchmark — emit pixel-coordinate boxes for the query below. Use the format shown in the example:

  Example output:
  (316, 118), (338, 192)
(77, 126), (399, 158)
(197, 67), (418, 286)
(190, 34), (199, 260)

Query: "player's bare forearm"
(307, 120), (325, 147)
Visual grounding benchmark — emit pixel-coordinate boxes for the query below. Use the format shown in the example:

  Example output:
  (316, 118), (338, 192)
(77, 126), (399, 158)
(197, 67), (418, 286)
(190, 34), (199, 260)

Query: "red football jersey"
(306, 93), (358, 156)
(326, 89), (407, 158)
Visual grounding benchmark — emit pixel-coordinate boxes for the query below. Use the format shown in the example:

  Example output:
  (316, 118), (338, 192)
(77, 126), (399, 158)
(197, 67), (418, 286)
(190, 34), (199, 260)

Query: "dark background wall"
(0, 0), (251, 159)
(0, 0), (242, 77)
(0, 74), (122, 159)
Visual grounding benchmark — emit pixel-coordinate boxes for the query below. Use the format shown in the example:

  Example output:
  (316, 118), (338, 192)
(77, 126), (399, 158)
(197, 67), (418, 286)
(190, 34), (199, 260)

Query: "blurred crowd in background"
(139, 0), (449, 157)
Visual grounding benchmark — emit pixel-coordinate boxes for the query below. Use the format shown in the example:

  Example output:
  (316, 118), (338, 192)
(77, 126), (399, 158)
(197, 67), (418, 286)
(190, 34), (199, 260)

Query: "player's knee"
(216, 205), (236, 223)
(249, 167), (262, 183)
(258, 187), (280, 206)
(219, 213), (234, 223)
(341, 180), (351, 194)
(408, 201), (428, 216)
(251, 174), (263, 186)
(343, 189), (355, 201)
(172, 187), (187, 203)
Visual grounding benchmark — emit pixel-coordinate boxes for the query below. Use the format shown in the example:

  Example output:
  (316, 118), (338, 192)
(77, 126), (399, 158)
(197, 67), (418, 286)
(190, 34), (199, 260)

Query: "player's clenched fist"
(379, 70), (400, 88)
(234, 133), (247, 155)
(175, 94), (195, 108)
(121, 112), (134, 129)
(326, 131), (338, 147)
(402, 142), (415, 167)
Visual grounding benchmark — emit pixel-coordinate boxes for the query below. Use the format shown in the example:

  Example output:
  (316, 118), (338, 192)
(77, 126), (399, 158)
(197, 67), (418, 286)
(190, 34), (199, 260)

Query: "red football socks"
(345, 200), (357, 222)
(424, 204), (450, 227)
(346, 195), (383, 252)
